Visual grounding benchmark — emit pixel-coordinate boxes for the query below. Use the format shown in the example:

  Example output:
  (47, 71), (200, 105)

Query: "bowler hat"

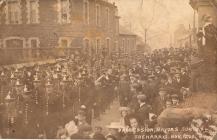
(137, 94), (147, 100)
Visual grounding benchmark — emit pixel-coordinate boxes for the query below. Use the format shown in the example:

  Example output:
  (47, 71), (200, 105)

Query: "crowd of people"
(0, 51), (118, 138)
(0, 46), (216, 140)
(103, 47), (193, 140)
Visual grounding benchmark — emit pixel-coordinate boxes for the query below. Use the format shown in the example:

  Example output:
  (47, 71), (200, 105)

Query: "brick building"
(118, 26), (137, 56)
(0, 0), (120, 65)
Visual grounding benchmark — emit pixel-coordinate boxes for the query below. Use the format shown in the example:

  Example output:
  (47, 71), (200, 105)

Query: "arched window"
(96, 38), (101, 54)
(83, 38), (90, 55)
(96, 4), (101, 26)
(4, 37), (25, 48)
(106, 38), (110, 54)
(0, 39), (3, 48)
(26, 0), (40, 24)
(122, 39), (125, 53)
(57, 0), (70, 24)
(83, 0), (89, 24)
(28, 37), (40, 48)
(5, 0), (22, 24)
(105, 7), (109, 28)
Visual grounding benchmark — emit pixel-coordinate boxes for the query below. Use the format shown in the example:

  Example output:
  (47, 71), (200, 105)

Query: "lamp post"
(4, 91), (16, 136)
(60, 75), (69, 109)
(45, 79), (53, 116)
(10, 73), (16, 88)
(22, 85), (32, 125)
(0, 71), (5, 104)
(33, 75), (41, 105)
(15, 79), (23, 114)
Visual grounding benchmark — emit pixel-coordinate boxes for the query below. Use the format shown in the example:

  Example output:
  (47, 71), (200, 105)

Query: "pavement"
(92, 99), (121, 135)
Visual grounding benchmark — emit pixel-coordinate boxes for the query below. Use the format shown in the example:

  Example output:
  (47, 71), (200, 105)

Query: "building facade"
(190, 0), (217, 27)
(173, 24), (193, 48)
(189, 0), (217, 92)
(0, 0), (120, 65)
(118, 27), (137, 56)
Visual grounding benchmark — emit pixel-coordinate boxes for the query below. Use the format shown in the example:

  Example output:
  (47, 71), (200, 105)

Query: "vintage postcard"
(0, 0), (217, 139)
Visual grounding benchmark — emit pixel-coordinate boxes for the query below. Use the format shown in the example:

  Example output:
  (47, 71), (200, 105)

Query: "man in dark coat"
(135, 94), (152, 126)
(202, 15), (217, 65)
(119, 74), (130, 106)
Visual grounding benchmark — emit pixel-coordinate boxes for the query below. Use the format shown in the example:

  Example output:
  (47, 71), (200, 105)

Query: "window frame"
(3, 37), (26, 48)
(5, 0), (22, 25)
(105, 7), (109, 28)
(83, 0), (89, 25)
(26, 0), (40, 24)
(106, 37), (110, 53)
(95, 4), (101, 26)
(0, 39), (3, 48)
(96, 38), (101, 54)
(58, 37), (71, 48)
(57, 0), (71, 24)
(28, 37), (40, 48)
(122, 38), (125, 52)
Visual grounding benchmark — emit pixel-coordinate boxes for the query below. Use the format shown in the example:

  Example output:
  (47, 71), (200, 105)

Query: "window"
(26, 0), (39, 24)
(84, 39), (89, 48)
(122, 39), (125, 51)
(83, 0), (89, 24)
(96, 38), (101, 54)
(105, 8), (109, 28)
(6, 0), (21, 24)
(0, 39), (3, 48)
(29, 38), (39, 48)
(134, 39), (136, 47)
(3, 37), (25, 48)
(0, 2), (6, 24)
(127, 39), (130, 53)
(96, 4), (100, 26)
(115, 18), (119, 34)
(106, 38), (110, 53)
(59, 37), (71, 48)
(61, 39), (68, 48)
(114, 41), (118, 52)
(58, 0), (70, 24)
(83, 38), (90, 55)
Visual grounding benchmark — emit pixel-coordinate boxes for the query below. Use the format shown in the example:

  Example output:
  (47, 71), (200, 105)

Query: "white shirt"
(139, 103), (146, 108)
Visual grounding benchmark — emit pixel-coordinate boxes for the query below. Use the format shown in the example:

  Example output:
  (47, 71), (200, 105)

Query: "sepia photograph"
(0, 0), (217, 139)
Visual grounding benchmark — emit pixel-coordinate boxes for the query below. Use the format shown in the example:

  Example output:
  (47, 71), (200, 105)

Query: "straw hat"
(137, 94), (147, 100)
(1, 72), (5, 76)
(33, 75), (40, 82)
(10, 73), (15, 79)
(5, 91), (15, 102)
(15, 79), (23, 86)
(106, 122), (124, 129)
(23, 84), (31, 93)
(119, 107), (130, 112)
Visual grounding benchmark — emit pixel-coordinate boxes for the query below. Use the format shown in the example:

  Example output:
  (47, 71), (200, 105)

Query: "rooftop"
(119, 26), (137, 36)
(189, 0), (217, 9)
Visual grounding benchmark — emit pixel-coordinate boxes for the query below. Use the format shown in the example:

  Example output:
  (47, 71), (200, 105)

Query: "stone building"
(189, 0), (217, 92)
(190, 0), (217, 26)
(0, 0), (120, 65)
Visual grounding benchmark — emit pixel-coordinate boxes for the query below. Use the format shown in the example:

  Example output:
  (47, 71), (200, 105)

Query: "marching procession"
(1, 0), (217, 139)
(0, 45), (209, 140)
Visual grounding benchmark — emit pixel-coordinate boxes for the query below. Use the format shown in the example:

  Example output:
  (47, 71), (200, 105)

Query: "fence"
(0, 47), (81, 65)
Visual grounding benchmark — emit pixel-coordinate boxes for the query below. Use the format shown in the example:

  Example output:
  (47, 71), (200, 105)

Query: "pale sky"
(112, 0), (194, 49)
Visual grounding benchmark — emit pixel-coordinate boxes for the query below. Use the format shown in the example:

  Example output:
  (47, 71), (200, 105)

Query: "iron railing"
(0, 47), (81, 65)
